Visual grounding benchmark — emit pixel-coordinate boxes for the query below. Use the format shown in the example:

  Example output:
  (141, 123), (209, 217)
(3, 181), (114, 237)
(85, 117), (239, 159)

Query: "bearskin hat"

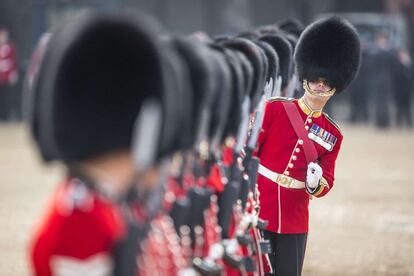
(238, 30), (261, 40)
(284, 33), (299, 51)
(28, 11), (184, 162)
(278, 18), (305, 38)
(235, 51), (254, 101)
(207, 46), (232, 149)
(214, 36), (252, 102)
(255, 40), (279, 91)
(294, 16), (361, 93)
(260, 34), (293, 90)
(158, 37), (193, 154)
(221, 38), (266, 112)
(256, 24), (280, 36)
(220, 48), (245, 138)
(171, 36), (217, 147)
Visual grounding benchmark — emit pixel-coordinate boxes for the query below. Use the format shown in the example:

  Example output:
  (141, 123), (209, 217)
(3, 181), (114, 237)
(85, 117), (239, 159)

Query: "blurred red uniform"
(0, 28), (18, 120)
(0, 32), (18, 85)
(30, 178), (125, 276)
(256, 97), (343, 234)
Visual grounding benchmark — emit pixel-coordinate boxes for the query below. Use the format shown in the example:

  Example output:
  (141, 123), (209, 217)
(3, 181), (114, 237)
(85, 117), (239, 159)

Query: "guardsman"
(255, 16), (361, 275)
(0, 27), (18, 121)
(27, 11), (187, 276)
(259, 34), (293, 98)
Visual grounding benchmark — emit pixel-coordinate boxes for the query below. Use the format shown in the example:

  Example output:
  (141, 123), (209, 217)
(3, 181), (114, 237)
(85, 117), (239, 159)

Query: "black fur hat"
(208, 46), (232, 150)
(257, 24), (280, 36)
(284, 33), (298, 51)
(221, 38), (266, 112)
(278, 18), (305, 38)
(294, 16), (361, 93)
(238, 30), (261, 40)
(221, 48), (245, 138)
(214, 36), (253, 102)
(255, 40), (279, 92)
(159, 37), (193, 154)
(28, 11), (182, 162)
(235, 51), (254, 101)
(260, 34), (293, 90)
(171, 37), (217, 147)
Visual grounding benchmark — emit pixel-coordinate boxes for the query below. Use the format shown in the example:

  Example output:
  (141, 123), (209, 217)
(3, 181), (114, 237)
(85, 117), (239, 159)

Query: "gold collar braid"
(303, 80), (336, 98)
(298, 97), (322, 118)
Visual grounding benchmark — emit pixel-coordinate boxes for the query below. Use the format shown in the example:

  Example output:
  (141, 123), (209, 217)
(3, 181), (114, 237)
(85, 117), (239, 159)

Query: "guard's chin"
(305, 92), (329, 103)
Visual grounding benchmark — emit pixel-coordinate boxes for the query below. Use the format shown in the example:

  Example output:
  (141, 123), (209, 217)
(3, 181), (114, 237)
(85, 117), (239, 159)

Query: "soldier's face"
(303, 79), (334, 106)
(303, 78), (335, 101)
(307, 79), (332, 93)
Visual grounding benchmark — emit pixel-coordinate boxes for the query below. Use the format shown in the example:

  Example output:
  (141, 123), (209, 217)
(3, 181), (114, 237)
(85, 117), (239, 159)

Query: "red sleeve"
(313, 133), (343, 198)
(30, 183), (125, 276)
(255, 101), (276, 157)
(30, 190), (62, 276)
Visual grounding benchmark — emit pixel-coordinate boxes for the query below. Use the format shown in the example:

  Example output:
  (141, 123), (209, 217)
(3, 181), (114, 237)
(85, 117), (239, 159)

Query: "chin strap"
(303, 79), (336, 97)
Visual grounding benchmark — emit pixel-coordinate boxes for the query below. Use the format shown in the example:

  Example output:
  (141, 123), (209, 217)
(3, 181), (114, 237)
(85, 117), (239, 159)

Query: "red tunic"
(0, 41), (18, 85)
(30, 178), (125, 276)
(256, 97), (343, 234)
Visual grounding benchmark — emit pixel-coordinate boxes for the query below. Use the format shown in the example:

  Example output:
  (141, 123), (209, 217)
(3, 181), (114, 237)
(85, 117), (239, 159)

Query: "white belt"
(258, 164), (305, 189)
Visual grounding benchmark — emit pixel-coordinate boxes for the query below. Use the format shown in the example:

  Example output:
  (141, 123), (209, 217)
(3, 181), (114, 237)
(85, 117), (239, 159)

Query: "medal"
(308, 124), (337, 151)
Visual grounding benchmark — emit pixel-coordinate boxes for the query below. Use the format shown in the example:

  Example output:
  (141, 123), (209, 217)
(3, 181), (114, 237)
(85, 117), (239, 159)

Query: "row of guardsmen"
(26, 9), (361, 276)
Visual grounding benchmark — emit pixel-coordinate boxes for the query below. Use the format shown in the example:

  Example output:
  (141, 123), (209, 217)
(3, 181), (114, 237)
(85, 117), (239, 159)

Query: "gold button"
(307, 118), (312, 123)
(305, 126), (309, 130)
(284, 171), (290, 176)
(295, 148), (300, 153)
(288, 163), (294, 168)
(298, 139), (304, 145)
(292, 155), (297, 160)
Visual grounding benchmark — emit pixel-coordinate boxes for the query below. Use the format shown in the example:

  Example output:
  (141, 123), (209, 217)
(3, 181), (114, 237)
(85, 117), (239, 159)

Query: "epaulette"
(323, 112), (342, 134)
(267, 96), (294, 103)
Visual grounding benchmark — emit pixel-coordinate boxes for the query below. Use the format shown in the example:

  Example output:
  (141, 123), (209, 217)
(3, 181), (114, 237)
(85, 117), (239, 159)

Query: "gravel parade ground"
(1, 123), (413, 275)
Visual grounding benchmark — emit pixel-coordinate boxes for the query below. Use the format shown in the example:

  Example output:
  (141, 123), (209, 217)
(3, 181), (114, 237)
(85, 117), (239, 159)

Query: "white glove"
(306, 162), (323, 189)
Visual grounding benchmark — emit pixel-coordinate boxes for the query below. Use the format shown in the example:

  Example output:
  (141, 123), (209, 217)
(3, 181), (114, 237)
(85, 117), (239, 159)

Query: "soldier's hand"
(306, 162), (323, 188)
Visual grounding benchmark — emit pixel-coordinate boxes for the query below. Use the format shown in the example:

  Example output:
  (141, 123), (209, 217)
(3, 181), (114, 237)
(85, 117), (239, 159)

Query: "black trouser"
(263, 230), (307, 276)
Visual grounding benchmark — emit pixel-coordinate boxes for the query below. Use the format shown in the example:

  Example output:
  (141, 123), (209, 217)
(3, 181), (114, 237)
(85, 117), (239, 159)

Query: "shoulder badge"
(323, 112), (342, 134)
(267, 96), (294, 103)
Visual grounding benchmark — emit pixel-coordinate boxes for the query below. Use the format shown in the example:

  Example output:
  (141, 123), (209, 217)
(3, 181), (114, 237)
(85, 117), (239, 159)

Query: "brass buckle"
(276, 174), (294, 188)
